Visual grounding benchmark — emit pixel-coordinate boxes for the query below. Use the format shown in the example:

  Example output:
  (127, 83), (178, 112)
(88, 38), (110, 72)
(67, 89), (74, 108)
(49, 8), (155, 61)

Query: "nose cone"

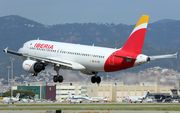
(134, 54), (149, 67)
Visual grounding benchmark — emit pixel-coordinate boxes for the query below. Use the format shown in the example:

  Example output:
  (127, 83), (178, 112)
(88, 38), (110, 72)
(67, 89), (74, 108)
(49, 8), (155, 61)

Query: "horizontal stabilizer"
(149, 52), (178, 60)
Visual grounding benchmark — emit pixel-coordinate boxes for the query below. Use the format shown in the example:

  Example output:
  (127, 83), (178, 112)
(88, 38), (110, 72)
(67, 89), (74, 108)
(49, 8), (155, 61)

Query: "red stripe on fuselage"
(104, 50), (139, 72)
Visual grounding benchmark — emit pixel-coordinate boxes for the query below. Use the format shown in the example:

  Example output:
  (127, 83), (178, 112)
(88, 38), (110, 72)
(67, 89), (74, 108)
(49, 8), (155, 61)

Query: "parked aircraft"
(21, 98), (34, 103)
(126, 91), (149, 103)
(0, 93), (20, 104)
(67, 92), (92, 103)
(147, 97), (162, 103)
(85, 93), (108, 102)
(3, 15), (177, 84)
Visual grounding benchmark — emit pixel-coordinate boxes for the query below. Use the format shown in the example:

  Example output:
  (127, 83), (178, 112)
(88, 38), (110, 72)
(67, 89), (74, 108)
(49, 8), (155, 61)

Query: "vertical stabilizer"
(15, 93), (20, 99)
(85, 93), (89, 97)
(68, 92), (72, 98)
(143, 91), (149, 99)
(121, 15), (149, 54)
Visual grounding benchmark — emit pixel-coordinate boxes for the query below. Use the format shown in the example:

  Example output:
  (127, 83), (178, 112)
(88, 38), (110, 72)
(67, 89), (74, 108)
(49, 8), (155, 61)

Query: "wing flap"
(24, 55), (86, 70)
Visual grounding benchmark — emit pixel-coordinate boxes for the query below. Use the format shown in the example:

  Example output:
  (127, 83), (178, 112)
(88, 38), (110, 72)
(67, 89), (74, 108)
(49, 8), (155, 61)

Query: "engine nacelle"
(22, 60), (45, 73)
(81, 70), (96, 75)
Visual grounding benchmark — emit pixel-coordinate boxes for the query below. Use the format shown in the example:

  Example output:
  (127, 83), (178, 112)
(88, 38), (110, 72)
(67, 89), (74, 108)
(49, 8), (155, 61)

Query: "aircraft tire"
(96, 76), (101, 83)
(32, 73), (37, 76)
(58, 75), (63, 83)
(53, 76), (58, 82)
(91, 76), (96, 83)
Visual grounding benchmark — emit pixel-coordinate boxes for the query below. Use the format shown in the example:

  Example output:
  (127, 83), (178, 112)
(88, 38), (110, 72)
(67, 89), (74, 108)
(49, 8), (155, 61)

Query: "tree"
(2, 90), (35, 98)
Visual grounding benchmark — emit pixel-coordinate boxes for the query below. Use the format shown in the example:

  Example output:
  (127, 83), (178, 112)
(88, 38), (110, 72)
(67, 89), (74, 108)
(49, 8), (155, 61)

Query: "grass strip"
(0, 107), (180, 111)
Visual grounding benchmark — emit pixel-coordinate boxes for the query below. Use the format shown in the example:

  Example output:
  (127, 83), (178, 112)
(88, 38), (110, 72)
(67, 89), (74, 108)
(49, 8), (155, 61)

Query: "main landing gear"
(32, 73), (38, 76)
(53, 65), (63, 83)
(91, 73), (101, 84)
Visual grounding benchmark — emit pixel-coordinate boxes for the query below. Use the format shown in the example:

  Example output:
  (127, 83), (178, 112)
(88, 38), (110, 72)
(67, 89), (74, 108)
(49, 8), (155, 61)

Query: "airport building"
(56, 82), (81, 102)
(86, 82), (173, 102)
(12, 82), (175, 102)
(16, 85), (56, 100)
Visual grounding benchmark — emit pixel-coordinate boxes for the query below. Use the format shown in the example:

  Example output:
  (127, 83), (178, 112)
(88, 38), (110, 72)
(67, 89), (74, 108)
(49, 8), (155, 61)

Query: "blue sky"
(0, 0), (179, 25)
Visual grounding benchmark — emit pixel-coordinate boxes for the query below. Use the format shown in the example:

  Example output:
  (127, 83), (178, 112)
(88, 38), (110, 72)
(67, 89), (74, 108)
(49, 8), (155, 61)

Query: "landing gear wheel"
(91, 75), (101, 84)
(58, 75), (63, 83)
(96, 76), (101, 84)
(32, 73), (37, 76)
(91, 76), (96, 83)
(53, 76), (58, 82)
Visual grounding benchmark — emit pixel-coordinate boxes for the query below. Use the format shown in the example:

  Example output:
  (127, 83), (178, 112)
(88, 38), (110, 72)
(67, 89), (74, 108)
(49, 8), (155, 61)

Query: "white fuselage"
(19, 40), (116, 72)
(1, 97), (19, 103)
(18, 40), (147, 73)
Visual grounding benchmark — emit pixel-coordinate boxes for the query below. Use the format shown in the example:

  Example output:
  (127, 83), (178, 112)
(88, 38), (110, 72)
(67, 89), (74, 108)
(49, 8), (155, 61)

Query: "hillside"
(0, 15), (180, 78)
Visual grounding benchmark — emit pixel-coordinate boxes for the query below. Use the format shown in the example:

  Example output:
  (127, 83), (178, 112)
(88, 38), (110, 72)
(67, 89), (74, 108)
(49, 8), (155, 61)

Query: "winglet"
(3, 47), (8, 53)
(174, 52), (178, 58)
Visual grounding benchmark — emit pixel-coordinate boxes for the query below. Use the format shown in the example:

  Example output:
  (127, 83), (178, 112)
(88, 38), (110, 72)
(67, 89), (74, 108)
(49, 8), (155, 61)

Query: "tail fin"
(121, 15), (149, 54)
(126, 95), (130, 100)
(85, 93), (89, 97)
(15, 93), (20, 99)
(68, 92), (72, 98)
(143, 91), (149, 99)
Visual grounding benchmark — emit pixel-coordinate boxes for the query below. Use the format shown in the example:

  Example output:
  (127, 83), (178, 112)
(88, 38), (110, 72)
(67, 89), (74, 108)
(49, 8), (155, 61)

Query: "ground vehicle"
(162, 98), (171, 103)
(171, 99), (179, 103)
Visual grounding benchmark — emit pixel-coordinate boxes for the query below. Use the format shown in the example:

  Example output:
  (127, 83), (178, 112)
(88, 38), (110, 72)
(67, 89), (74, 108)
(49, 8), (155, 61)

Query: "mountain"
(0, 15), (180, 78)
(153, 19), (178, 24)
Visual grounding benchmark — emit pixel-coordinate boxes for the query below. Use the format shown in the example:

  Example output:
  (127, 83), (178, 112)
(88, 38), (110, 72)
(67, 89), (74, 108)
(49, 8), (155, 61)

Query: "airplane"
(125, 91), (149, 103)
(3, 15), (178, 84)
(21, 98), (34, 103)
(67, 92), (92, 103)
(147, 97), (162, 103)
(85, 93), (108, 102)
(0, 93), (20, 104)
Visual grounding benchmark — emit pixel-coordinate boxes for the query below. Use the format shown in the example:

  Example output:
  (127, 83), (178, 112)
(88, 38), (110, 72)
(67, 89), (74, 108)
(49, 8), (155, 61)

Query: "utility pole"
(7, 66), (10, 87)
(106, 74), (109, 83)
(10, 57), (15, 98)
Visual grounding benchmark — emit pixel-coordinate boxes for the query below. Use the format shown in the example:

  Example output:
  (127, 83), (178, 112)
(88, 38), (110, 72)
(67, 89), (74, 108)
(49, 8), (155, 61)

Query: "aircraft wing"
(3, 47), (86, 70)
(149, 53), (178, 60)
(3, 47), (22, 56)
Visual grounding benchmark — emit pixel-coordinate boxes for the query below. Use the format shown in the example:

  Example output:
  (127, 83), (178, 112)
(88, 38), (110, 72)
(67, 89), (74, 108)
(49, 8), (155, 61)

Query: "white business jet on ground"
(85, 93), (108, 102)
(67, 92), (92, 103)
(0, 93), (20, 104)
(126, 91), (149, 103)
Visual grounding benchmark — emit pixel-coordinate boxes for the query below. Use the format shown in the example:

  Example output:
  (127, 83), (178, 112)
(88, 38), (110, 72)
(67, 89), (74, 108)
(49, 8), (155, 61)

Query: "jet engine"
(22, 60), (45, 73)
